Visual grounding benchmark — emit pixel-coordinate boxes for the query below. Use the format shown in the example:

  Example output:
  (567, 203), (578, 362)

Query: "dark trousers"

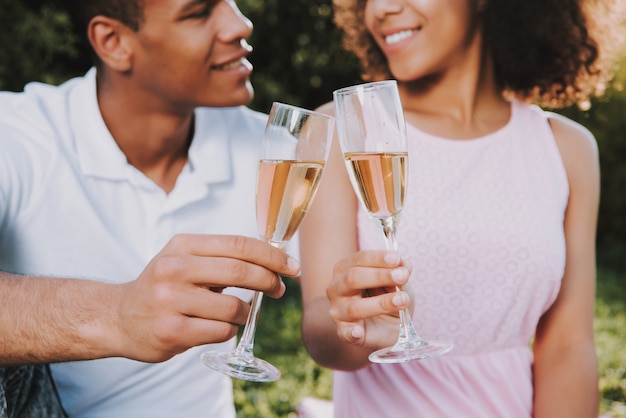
(0, 365), (67, 418)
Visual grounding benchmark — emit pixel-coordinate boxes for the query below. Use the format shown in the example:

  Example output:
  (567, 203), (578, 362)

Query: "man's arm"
(0, 234), (298, 366)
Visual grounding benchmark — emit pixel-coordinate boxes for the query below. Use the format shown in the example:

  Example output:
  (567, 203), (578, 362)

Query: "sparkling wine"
(257, 159), (325, 245)
(344, 152), (407, 218)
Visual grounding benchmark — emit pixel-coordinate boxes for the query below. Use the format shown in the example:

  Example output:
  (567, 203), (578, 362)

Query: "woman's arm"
(533, 114), (600, 417)
(299, 103), (411, 371)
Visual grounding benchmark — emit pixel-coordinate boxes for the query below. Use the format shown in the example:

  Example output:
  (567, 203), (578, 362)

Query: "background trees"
(0, 0), (78, 90)
(0, 0), (363, 110)
(3, 0), (624, 270)
(1, 0), (624, 415)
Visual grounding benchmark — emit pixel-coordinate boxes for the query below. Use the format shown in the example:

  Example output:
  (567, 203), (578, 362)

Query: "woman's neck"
(398, 38), (510, 139)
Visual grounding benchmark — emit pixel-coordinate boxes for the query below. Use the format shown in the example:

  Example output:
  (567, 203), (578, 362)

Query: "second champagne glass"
(333, 80), (453, 363)
(201, 102), (334, 382)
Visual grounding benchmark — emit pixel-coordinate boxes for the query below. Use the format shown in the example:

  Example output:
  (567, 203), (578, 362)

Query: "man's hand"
(111, 234), (300, 362)
(0, 234), (299, 365)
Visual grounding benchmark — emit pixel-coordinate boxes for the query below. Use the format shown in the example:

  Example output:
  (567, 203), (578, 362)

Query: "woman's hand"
(327, 250), (412, 350)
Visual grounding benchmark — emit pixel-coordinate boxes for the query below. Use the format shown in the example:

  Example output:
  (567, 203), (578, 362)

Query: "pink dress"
(333, 101), (569, 417)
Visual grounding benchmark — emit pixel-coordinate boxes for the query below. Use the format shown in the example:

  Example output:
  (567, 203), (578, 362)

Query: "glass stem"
(233, 290), (264, 361)
(378, 217), (424, 346)
(232, 240), (285, 361)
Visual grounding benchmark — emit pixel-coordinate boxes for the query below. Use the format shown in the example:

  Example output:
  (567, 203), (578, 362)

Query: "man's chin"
(202, 91), (253, 108)
(241, 83), (254, 105)
(216, 82), (254, 108)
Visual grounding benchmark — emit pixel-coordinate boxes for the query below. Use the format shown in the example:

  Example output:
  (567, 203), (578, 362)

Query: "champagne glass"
(201, 102), (334, 382)
(333, 80), (453, 363)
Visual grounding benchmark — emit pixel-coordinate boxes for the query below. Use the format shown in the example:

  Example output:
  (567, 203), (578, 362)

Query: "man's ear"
(87, 16), (134, 72)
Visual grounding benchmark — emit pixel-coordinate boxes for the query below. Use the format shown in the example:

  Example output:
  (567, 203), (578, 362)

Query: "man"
(0, 0), (299, 416)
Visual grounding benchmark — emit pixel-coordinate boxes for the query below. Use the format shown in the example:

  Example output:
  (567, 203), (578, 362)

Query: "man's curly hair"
(333, 0), (625, 108)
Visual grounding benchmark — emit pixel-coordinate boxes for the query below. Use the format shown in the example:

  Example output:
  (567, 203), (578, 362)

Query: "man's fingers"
(177, 289), (251, 325)
(138, 291), (252, 359)
(169, 317), (241, 350)
(162, 234), (300, 277)
(149, 252), (286, 298)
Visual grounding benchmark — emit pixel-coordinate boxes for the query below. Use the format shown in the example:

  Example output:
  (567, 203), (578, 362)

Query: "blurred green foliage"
(239, 0), (362, 112)
(0, 0), (624, 415)
(0, 0), (80, 90)
(1, 0), (623, 268)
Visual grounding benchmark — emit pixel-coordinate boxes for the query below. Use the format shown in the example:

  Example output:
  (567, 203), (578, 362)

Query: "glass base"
(368, 340), (453, 364)
(201, 351), (281, 382)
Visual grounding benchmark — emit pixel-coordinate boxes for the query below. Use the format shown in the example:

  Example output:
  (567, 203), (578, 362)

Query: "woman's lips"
(213, 57), (250, 71)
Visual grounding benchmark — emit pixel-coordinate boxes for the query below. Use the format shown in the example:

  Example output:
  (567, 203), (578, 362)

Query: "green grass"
(596, 268), (626, 417)
(233, 269), (626, 417)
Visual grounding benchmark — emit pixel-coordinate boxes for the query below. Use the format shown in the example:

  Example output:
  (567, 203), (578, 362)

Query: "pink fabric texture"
(333, 101), (569, 417)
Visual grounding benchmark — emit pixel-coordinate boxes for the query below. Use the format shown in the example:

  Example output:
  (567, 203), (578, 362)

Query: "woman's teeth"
(385, 30), (414, 45)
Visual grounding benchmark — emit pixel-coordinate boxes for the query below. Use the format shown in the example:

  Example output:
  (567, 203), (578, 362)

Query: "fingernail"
(350, 327), (363, 341)
(391, 268), (408, 283)
(287, 256), (301, 273)
(384, 252), (401, 266)
(393, 292), (409, 307)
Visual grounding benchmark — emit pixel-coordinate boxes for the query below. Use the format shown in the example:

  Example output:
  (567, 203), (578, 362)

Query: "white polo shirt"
(0, 69), (268, 417)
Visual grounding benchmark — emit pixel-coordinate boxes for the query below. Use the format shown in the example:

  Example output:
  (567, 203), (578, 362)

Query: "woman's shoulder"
(546, 111), (595, 144)
(517, 101), (598, 167)
(543, 110), (599, 193)
(545, 111), (598, 166)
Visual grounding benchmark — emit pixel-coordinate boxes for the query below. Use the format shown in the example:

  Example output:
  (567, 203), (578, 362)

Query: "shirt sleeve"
(0, 108), (52, 232)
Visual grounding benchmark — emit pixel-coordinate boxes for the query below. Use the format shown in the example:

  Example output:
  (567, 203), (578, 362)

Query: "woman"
(299, 0), (623, 416)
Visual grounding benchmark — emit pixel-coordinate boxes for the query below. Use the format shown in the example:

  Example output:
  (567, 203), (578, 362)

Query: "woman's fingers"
(329, 265), (410, 301)
(334, 250), (403, 273)
(329, 290), (410, 323)
(326, 250), (414, 348)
